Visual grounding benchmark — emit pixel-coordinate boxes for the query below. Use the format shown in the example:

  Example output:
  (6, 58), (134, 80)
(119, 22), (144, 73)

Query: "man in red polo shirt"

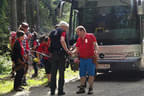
(73, 25), (99, 95)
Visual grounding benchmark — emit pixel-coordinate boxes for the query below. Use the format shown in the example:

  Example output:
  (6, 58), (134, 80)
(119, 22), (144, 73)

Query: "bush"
(0, 51), (12, 74)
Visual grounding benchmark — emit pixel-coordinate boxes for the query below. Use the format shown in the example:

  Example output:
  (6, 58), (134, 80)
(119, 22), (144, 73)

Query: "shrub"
(0, 51), (12, 74)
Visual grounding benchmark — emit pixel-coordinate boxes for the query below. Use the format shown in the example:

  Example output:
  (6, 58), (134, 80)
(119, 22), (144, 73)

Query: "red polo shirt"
(76, 33), (96, 58)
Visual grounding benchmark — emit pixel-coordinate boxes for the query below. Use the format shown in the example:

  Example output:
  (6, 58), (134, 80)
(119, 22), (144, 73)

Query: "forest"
(0, 0), (71, 54)
(0, 0), (71, 73)
(0, 0), (76, 94)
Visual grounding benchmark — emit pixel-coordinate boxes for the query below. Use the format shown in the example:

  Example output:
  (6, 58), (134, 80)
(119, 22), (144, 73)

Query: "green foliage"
(0, 52), (12, 74)
(0, 67), (78, 95)
(0, 0), (9, 53)
(0, 0), (71, 73)
(0, 79), (13, 95)
(39, 0), (71, 33)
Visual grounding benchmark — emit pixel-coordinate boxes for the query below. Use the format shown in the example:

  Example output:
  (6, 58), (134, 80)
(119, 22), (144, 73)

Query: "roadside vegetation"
(0, 54), (79, 95)
(0, 0), (74, 95)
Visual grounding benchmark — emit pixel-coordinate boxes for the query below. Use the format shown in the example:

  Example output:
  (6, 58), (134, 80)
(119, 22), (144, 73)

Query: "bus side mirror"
(137, 0), (144, 15)
(55, 1), (65, 18)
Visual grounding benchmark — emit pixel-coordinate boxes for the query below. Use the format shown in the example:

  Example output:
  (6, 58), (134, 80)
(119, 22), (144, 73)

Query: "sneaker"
(88, 87), (93, 95)
(58, 91), (66, 95)
(76, 86), (85, 94)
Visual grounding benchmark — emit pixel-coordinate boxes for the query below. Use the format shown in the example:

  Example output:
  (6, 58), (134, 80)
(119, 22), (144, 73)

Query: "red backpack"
(9, 31), (17, 49)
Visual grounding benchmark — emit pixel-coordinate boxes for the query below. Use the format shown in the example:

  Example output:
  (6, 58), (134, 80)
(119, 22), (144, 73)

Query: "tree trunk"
(35, 0), (40, 32)
(10, 0), (17, 31)
(17, 0), (21, 26)
(26, 0), (34, 28)
(22, 0), (27, 22)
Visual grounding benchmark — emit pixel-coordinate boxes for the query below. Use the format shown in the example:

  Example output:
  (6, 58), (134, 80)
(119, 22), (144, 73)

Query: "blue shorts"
(79, 58), (95, 77)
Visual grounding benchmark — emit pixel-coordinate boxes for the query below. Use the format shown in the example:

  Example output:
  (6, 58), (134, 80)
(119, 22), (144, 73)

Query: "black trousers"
(50, 53), (65, 93)
(14, 68), (24, 89)
(32, 62), (38, 75)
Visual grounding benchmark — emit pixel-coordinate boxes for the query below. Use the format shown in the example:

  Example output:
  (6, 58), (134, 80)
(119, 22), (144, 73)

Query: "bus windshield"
(77, 0), (140, 45)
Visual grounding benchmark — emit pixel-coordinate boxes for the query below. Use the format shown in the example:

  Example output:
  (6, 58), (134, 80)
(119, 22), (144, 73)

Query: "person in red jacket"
(18, 22), (31, 86)
(31, 32), (39, 78)
(9, 31), (17, 78)
(37, 36), (52, 87)
(72, 25), (99, 95)
(12, 30), (25, 91)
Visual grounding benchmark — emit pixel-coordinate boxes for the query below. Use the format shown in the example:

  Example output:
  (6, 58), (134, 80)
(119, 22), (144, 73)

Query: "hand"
(74, 58), (80, 64)
(66, 50), (72, 56)
(94, 50), (98, 56)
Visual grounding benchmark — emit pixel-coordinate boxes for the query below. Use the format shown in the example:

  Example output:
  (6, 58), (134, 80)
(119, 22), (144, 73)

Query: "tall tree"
(10, 0), (17, 31)
(35, 0), (40, 32)
(0, 0), (9, 52)
(22, 0), (27, 22)
(17, 0), (22, 25)
(27, 0), (34, 28)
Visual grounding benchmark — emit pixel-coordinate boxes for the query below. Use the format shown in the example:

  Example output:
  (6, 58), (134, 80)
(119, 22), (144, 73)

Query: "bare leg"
(47, 74), (51, 82)
(88, 76), (94, 88)
(80, 76), (86, 86)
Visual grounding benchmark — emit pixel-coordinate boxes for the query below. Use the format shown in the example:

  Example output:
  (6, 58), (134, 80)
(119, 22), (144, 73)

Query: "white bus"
(65, 0), (144, 72)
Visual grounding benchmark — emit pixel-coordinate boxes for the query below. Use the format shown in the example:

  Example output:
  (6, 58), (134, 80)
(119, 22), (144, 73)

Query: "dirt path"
(2, 76), (79, 96)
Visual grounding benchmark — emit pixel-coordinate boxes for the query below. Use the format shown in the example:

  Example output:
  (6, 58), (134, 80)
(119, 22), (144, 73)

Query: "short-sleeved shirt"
(37, 41), (50, 60)
(76, 33), (96, 58)
(61, 32), (66, 39)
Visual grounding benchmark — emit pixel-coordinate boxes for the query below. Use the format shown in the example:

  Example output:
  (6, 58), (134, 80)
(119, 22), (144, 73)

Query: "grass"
(0, 65), (79, 95)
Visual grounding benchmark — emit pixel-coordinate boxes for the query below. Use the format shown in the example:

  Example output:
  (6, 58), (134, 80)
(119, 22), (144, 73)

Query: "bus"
(62, 0), (144, 73)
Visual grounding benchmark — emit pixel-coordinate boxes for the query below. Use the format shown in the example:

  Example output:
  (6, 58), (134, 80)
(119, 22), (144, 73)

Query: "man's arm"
(71, 47), (78, 55)
(94, 42), (99, 50)
(60, 36), (70, 53)
(93, 41), (99, 55)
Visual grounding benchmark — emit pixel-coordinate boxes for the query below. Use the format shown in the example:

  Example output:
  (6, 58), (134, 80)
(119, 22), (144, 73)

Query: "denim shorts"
(79, 58), (95, 77)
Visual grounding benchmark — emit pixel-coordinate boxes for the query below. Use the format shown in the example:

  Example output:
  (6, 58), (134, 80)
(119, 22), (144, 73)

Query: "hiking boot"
(51, 92), (55, 95)
(76, 86), (85, 94)
(88, 87), (93, 95)
(58, 91), (66, 95)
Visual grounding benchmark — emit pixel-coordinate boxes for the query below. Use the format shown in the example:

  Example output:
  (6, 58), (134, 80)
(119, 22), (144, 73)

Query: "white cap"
(56, 21), (69, 28)
(22, 22), (29, 27)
